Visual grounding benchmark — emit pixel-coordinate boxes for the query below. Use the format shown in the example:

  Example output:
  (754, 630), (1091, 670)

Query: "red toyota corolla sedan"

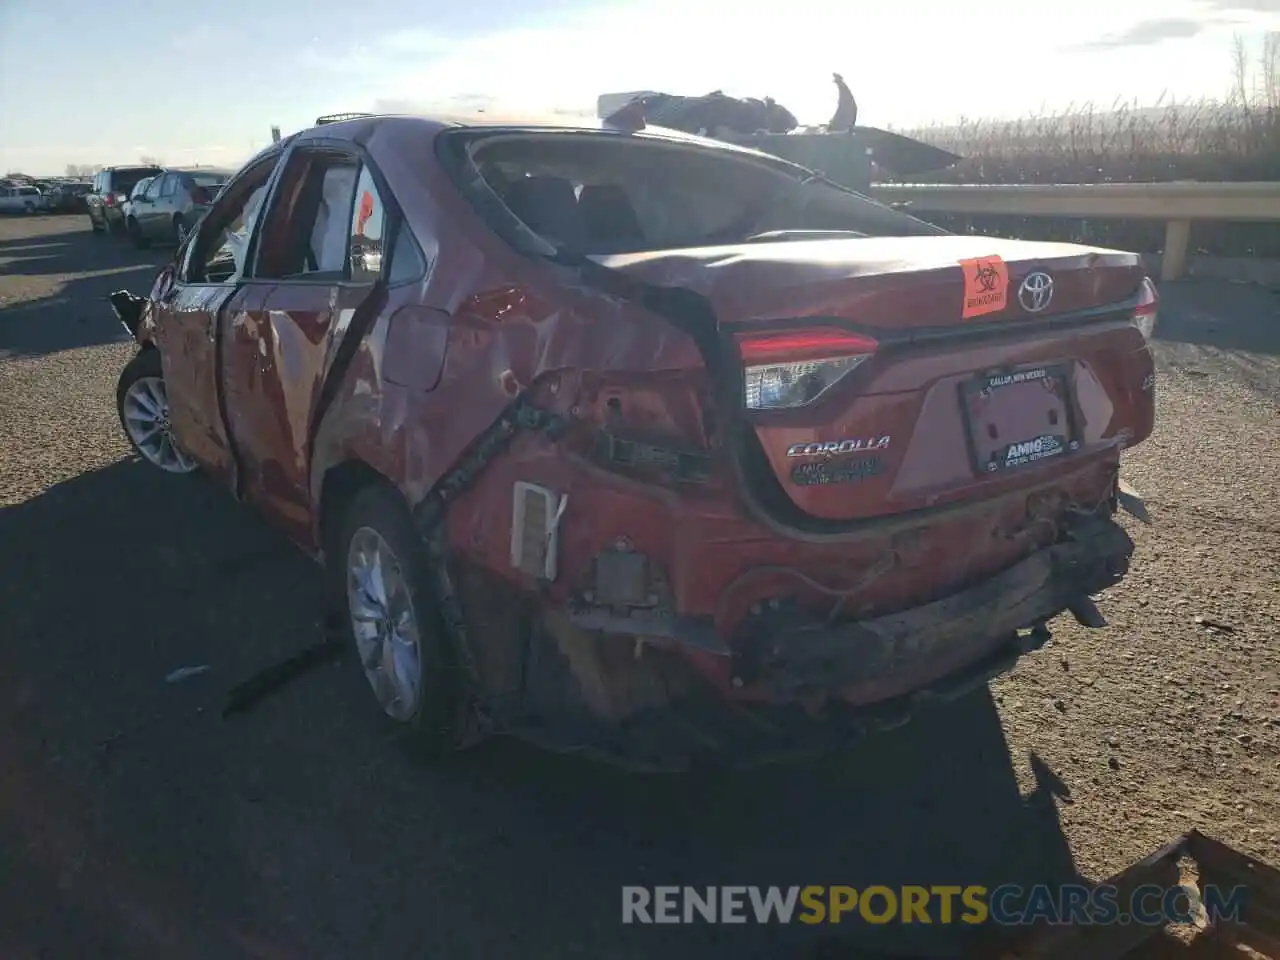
(110, 111), (1157, 769)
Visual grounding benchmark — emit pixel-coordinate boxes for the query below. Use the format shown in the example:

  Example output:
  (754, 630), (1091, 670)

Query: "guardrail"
(867, 181), (1280, 281)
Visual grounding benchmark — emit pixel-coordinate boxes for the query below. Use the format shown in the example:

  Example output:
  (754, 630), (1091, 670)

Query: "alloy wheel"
(120, 375), (198, 473)
(346, 526), (424, 722)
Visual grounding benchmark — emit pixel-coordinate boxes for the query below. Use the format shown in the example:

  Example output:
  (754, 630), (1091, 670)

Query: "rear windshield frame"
(107, 167), (162, 194)
(434, 126), (945, 261)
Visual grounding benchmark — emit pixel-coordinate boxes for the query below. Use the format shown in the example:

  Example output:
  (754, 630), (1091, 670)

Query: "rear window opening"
(439, 130), (944, 258)
(178, 172), (231, 193)
(110, 169), (161, 195)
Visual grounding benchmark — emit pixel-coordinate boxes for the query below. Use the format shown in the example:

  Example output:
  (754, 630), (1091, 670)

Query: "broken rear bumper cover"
(506, 514), (1135, 770)
(732, 513), (1134, 702)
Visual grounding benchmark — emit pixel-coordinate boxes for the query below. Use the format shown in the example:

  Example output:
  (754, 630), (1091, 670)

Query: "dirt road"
(1, 214), (1277, 960)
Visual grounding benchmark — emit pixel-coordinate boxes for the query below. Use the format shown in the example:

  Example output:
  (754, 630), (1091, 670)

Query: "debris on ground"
(165, 664), (211, 683)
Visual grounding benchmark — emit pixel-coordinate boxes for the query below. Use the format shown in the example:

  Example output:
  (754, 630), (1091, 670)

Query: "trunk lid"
(595, 235), (1144, 328)
(597, 235), (1154, 524)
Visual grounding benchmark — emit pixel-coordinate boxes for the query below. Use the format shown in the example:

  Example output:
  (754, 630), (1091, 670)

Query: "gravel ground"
(0, 214), (1277, 959)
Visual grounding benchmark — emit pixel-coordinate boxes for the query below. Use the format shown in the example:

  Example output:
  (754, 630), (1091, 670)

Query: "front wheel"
(115, 349), (198, 474)
(333, 484), (464, 756)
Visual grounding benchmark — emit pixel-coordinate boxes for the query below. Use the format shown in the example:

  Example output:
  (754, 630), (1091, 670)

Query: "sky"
(2, 0), (1279, 174)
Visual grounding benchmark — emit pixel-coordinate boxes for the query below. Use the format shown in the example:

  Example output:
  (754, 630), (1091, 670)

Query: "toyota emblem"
(1018, 271), (1054, 313)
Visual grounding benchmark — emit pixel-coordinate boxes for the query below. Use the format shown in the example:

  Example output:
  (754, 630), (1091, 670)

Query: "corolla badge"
(786, 437), (890, 458)
(1018, 271), (1054, 313)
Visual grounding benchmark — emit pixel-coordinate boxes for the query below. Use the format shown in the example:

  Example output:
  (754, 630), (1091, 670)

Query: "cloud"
(1078, 17), (1209, 48)
(1201, 0), (1280, 12)
(294, 0), (1276, 129)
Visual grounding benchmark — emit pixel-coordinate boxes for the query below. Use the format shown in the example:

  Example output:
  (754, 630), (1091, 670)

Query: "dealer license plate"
(959, 364), (1080, 474)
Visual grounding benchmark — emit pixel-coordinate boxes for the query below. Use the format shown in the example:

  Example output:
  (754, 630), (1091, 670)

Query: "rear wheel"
(115, 349), (198, 474)
(333, 483), (463, 756)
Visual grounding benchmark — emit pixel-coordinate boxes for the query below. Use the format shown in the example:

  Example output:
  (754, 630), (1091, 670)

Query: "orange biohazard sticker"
(959, 255), (1009, 319)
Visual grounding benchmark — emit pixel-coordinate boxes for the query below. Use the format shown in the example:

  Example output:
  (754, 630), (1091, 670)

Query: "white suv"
(0, 184), (45, 214)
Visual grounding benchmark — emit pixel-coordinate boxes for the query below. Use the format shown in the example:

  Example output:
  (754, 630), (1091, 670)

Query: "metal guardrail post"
(1162, 220), (1192, 282)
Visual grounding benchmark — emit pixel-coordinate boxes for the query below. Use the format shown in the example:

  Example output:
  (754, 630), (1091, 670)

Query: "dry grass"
(895, 98), (1280, 185)
(879, 35), (1280, 258)
(893, 33), (1280, 185)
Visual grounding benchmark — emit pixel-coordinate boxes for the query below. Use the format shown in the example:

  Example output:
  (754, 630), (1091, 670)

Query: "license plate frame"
(959, 363), (1081, 475)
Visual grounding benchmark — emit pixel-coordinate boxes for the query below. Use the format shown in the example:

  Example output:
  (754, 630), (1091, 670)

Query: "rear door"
(219, 143), (388, 545)
(152, 156), (281, 487)
(138, 174), (166, 235)
(152, 172), (181, 235)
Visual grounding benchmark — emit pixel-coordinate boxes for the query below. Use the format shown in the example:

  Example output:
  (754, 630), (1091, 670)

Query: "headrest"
(504, 176), (583, 247)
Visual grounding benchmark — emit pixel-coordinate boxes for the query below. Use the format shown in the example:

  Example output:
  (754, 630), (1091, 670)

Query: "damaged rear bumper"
(504, 514), (1135, 771)
(735, 513), (1134, 702)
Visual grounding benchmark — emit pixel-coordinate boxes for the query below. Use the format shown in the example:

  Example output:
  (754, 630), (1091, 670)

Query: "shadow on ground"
(0, 221), (168, 360)
(0, 458), (1087, 960)
(1155, 280), (1280, 358)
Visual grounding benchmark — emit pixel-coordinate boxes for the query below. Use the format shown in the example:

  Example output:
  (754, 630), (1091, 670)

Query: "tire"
(89, 214), (104, 234)
(333, 483), (463, 756)
(128, 218), (150, 249)
(115, 349), (198, 475)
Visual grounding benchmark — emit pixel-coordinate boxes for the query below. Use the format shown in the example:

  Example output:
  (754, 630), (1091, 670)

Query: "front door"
(152, 154), (282, 488)
(152, 280), (237, 481)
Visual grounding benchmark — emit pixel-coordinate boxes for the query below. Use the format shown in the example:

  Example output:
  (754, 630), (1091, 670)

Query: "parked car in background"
(108, 114), (1157, 769)
(48, 181), (93, 212)
(121, 177), (156, 227)
(126, 167), (234, 248)
(0, 183), (46, 214)
(87, 165), (162, 234)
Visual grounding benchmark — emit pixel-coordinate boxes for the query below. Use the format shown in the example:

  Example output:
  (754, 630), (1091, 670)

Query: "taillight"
(735, 327), (878, 410)
(1133, 277), (1158, 341)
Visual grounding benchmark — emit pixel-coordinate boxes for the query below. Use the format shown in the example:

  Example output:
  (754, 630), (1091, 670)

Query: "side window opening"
(185, 158), (280, 284)
(349, 167), (385, 283)
(388, 221), (426, 285)
(255, 151), (359, 281)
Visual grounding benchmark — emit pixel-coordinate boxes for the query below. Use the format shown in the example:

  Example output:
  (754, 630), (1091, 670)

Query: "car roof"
(163, 167), (235, 176)
(299, 111), (797, 163)
(229, 111), (807, 192)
